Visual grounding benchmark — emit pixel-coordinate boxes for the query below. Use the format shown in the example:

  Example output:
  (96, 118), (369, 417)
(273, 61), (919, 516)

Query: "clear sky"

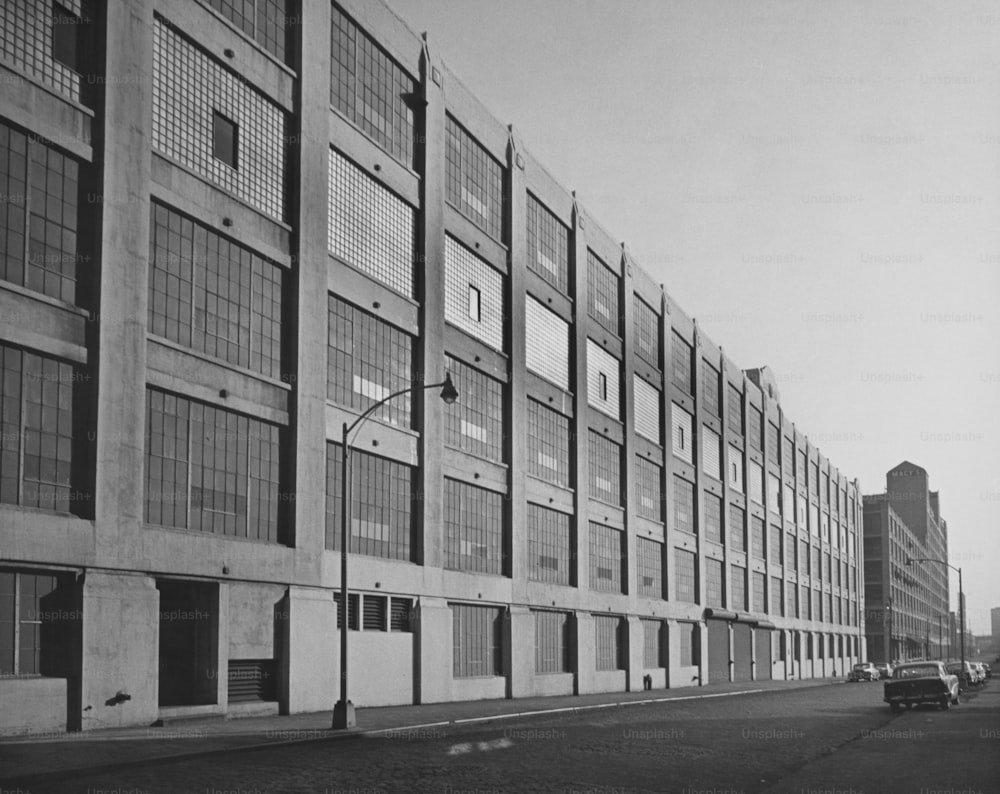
(386, 0), (1000, 636)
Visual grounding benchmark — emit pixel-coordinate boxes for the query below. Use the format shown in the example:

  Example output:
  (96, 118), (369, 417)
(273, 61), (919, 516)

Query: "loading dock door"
(733, 623), (752, 682)
(755, 629), (772, 680)
(707, 620), (730, 683)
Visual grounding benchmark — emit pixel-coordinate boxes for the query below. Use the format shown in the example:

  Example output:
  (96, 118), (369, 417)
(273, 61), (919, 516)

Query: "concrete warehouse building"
(0, 0), (865, 734)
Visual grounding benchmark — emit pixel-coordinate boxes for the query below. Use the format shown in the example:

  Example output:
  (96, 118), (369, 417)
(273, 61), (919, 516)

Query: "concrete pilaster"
(284, 586), (335, 715)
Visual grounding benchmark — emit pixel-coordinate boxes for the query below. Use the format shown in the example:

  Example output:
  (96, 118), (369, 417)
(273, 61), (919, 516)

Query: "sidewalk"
(0, 676), (841, 785)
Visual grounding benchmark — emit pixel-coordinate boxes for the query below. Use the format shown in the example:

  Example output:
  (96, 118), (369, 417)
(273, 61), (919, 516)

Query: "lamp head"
(440, 373), (459, 405)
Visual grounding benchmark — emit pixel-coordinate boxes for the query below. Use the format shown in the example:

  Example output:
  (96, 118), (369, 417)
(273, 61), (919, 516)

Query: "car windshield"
(893, 664), (939, 679)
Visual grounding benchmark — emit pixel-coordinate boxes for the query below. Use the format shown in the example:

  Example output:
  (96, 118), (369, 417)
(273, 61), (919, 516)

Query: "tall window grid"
(729, 504), (745, 552)
(727, 384), (743, 435)
(770, 576), (783, 615)
(702, 426), (721, 480)
(534, 610), (571, 674)
(0, 568), (73, 675)
(752, 571), (766, 613)
(0, 122), (81, 304)
(673, 476), (694, 534)
(526, 399), (570, 487)
(767, 422), (780, 467)
(637, 537), (664, 598)
(444, 356), (503, 462)
(525, 296), (570, 390)
(444, 479), (505, 575)
(588, 432), (622, 506)
(671, 405), (693, 464)
(149, 202), (283, 379)
(0, 344), (80, 512)
(642, 619), (665, 668)
(634, 456), (664, 522)
(328, 294), (413, 429)
(328, 149), (415, 298)
(326, 443), (415, 561)
(207, 0), (288, 61)
(452, 603), (503, 678)
(671, 333), (693, 393)
(587, 250), (620, 334)
(586, 340), (620, 419)
(594, 614), (625, 671)
(702, 362), (720, 416)
(748, 407), (763, 452)
(633, 296), (660, 369)
(444, 235), (505, 350)
(589, 522), (624, 593)
(526, 194), (569, 293)
(730, 564), (746, 610)
(770, 524), (783, 566)
(705, 559), (724, 607)
(0, 0), (89, 103)
(751, 515), (765, 560)
(527, 504), (573, 586)
(673, 548), (696, 602)
(633, 376), (661, 444)
(330, 3), (415, 165)
(704, 493), (722, 543)
(446, 115), (503, 240)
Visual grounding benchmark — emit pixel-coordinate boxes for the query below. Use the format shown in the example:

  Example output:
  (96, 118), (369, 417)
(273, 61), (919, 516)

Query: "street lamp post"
(332, 373), (458, 730)
(907, 557), (964, 686)
(885, 599), (893, 663)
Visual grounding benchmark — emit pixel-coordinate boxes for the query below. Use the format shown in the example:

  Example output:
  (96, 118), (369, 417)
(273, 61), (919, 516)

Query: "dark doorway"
(733, 623), (752, 682)
(707, 620), (729, 683)
(755, 629), (772, 680)
(157, 580), (218, 707)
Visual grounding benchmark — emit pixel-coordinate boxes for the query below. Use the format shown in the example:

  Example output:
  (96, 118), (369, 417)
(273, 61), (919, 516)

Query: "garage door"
(707, 620), (729, 683)
(733, 623), (752, 682)
(755, 629), (772, 680)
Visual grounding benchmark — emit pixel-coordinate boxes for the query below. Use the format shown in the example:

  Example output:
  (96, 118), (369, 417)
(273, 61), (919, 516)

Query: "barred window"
(749, 462), (764, 505)
(149, 202), (284, 379)
(730, 564), (746, 610)
(446, 116), (503, 239)
(444, 356), (503, 462)
(328, 149), (415, 298)
(328, 294), (413, 428)
(326, 443), (415, 560)
(671, 405), (692, 463)
(588, 432), (621, 506)
(702, 362), (720, 416)
(702, 426), (721, 480)
(586, 340), (620, 419)
(634, 296), (660, 369)
(0, 123), (83, 304)
(637, 537), (664, 598)
(444, 479), (505, 575)
(728, 504), (745, 552)
(525, 194), (569, 292)
(767, 473), (781, 514)
(534, 610), (571, 674)
(727, 384), (742, 435)
(642, 618), (665, 668)
(705, 559), (724, 607)
(770, 524), (783, 566)
(589, 522), (624, 593)
(525, 296), (570, 390)
(671, 333), (693, 393)
(679, 622), (699, 665)
(594, 614), (625, 671)
(753, 571), (766, 614)
(727, 445), (743, 493)
(145, 388), (285, 543)
(634, 376), (661, 444)
(444, 235), (504, 350)
(673, 476), (694, 534)
(704, 493), (723, 543)
(152, 17), (286, 220)
(528, 504), (573, 586)
(0, 344), (82, 512)
(527, 399), (570, 486)
(770, 576), (783, 616)
(452, 603), (503, 678)
(330, 3), (414, 165)
(750, 515), (765, 560)
(748, 407), (763, 452)
(673, 548), (696, 602)
(587, 250), (620, 334)
(635, 457), (664, 523)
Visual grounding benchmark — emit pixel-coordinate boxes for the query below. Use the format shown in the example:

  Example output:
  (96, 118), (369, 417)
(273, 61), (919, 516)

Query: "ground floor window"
(534, 610), (571, 674)
(452, 603), (503, 678)
(0, 568), (75, 676)
(594, 614), (625, 671)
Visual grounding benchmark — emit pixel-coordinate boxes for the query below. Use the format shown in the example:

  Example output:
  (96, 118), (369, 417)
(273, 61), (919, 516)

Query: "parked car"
(848, 662), (880, 682)
(875, 662), (893, 679)
(884, 661), (959, 712)
(982, 662), (992, 679)
(945, 661), (976, 689)
(971, 662), (988, 683)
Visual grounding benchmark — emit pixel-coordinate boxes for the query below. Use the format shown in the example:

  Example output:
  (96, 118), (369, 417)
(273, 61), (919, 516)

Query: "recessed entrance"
(156, 580), (218, 707)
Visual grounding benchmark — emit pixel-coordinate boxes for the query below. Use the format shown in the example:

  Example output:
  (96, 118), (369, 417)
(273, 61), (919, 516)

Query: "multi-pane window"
(751, 516), (765, 560)
(446, 116), (503, 240)
(525, 297), (570, 390)
(821, 513), (830, 542)
(588, 432), (621, 506)
(749, 462), (764, 505)
(452, 603), (503, 678)
(594, 614), (625, 671)
(727, 445), (744, 492)
(330, 3), (414, 164)
(635, 457), (664, 522)
(728, 504), (745, 552)
(767, 422), (780, 466)
(528, 504), (573, 586)
(809, 503), (819, 536)
(814, 587), (823, 621)
(748, 407), (763, 452)
(152, 17), (286, 220)
(586, 340), (620, 419)
(444, 235), (504, 350)
(326, 443), (415, 560)
(535, 610), (571, 674)
(201, 0), (288, 59)
(587, 250), (619, 334)
(798, 495), (808, 528)
(823, 551), (832, 582)
(702, 426), (721, 479)
(642, 619), (665, 668)
(811, 546), (820, 579)
(770, 576), (783, 615)
(633, 376), (661, 443)
(444, 479), (505, 575)
(328, 149), (415, 298)
(634, 296), (660, 369)
(0, 122), (82, 303)
(637, 538), (663, 598)
(799, 539), (809, 575)
(0, 568), (73, 676)
(705, 559), (724, 607)
(727, 384), (742, 435)
(671, 405), (692, 463)
(673, 548), (696, 602)
(702, 362), (720, 416)
(679, 622), (699, 665)
(671, 333), (693, 393)
(0, 344), (81, 512)
(811, 462), (820, 497)
(525, 194), (569, 292)
(444, 356), (503, 462)
(770, 524), (783, 566)
(796, 449), (807, 482)
(730, 564), (746, 610)
(786, 531), (796, 571)
(767, 473), (781, 514)
(149, 202), (283, 378)
(673, 476), (694, 534)
(328, 295), (413, 428)
(145, 388), (284, 542)
(704, 493), (722, 543)
(752, 572), (766, 613)
(589, 522), (624, 593)
(526, 399), (570, 487)
(786, 583), (797, 618)
(784, 484), (795, 522)
(783, 435), (794, 471)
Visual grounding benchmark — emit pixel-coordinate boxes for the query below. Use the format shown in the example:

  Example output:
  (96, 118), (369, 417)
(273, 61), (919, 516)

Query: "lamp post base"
(332, 699), (356, 729)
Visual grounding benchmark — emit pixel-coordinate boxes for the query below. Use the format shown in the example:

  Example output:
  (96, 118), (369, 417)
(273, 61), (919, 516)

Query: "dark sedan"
(884, 661), (959, 712)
